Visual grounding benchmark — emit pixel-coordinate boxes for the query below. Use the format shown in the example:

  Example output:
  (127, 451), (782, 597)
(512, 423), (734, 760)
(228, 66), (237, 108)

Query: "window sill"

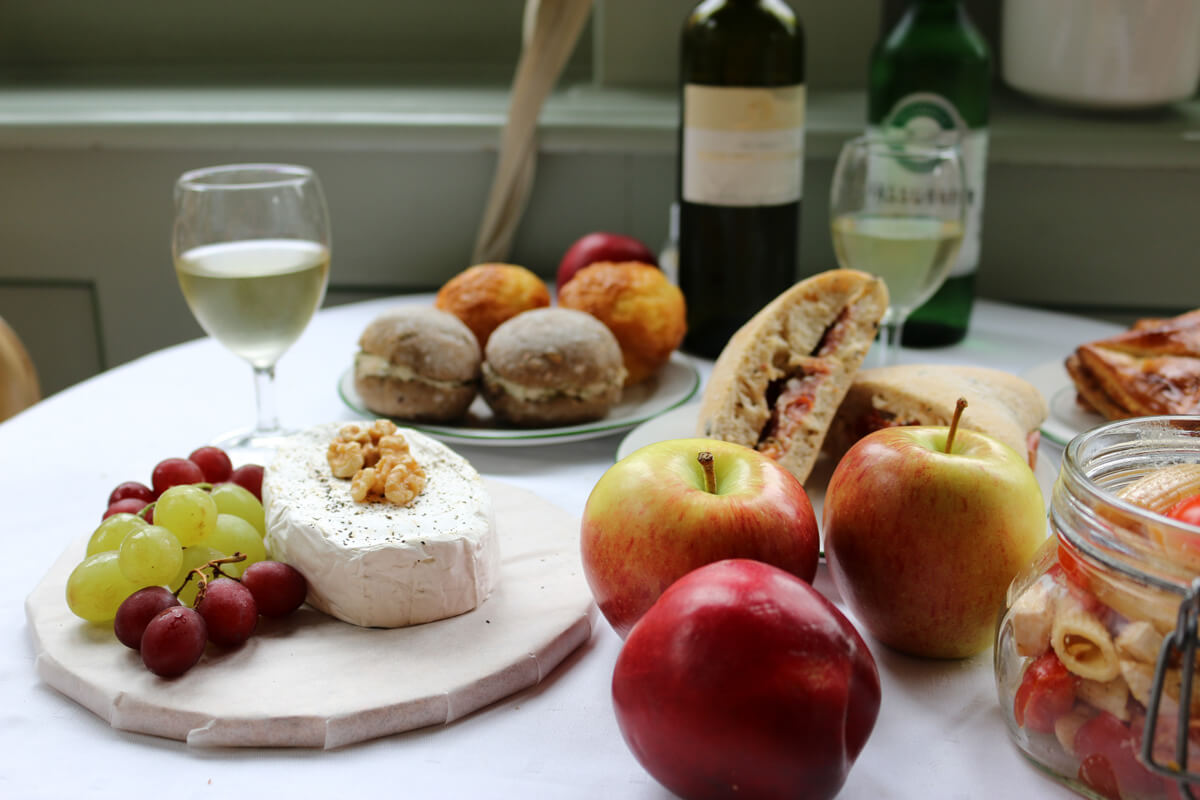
(0, 81), (1198, 167)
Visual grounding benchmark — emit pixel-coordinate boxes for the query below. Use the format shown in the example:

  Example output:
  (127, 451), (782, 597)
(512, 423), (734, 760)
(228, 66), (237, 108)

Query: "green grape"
(154, 484), (218, 546)
(172, 545), (225, 606)
(210, 482), (265, 536)
(86, 513), (146, 556)
(65, 551), (144, 624)
(206, 514), (267, 578)
(118, 524), (183, 585)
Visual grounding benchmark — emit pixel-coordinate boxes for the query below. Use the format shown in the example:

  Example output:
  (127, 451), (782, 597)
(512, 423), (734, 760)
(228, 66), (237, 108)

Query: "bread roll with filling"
(695, 269), (889, 484)
(354, 307), (481, 422)
(822, 364), (1049, 468)
(482, 308), (626, 426)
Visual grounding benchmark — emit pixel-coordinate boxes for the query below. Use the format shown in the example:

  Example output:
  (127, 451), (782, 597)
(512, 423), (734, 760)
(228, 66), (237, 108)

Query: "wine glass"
(172, 164), (331, 454)
(829, 134), (965, 366)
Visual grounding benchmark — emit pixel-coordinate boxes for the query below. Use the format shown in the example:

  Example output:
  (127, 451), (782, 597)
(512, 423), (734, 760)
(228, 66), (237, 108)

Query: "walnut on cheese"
(326, 420), (427, 507)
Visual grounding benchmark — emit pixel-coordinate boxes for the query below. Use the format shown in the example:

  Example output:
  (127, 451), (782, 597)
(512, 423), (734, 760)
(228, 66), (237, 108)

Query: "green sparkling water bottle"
(869, 0), (991, 347)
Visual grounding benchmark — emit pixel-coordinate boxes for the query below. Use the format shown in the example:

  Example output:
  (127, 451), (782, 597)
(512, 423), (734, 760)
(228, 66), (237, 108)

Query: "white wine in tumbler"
(830, 214), (963, 312)
(175, 239), (330, 368)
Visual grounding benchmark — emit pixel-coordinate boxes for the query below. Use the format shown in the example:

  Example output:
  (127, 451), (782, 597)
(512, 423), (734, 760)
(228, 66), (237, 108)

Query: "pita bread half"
(822, 364), (1049, 467)
(694, 269), (889, 484)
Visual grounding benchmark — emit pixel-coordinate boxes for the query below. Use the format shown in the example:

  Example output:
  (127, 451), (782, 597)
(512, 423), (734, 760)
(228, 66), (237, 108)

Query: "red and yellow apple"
(823, 413), (1047, 659)
(580, 438), (819, 638)
(556, 231), (657, 293)
(612, 558), (881, 800)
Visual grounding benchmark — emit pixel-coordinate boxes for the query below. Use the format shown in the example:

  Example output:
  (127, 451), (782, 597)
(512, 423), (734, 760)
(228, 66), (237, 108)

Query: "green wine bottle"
(677, 0), (805, 359)
(868, 0), (990, 347)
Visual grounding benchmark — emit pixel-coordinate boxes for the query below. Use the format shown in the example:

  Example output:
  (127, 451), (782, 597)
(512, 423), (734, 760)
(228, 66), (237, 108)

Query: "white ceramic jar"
(1002, 0), (1200, 110)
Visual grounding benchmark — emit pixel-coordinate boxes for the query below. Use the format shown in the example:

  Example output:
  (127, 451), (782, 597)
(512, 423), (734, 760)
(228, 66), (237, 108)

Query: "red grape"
(114, 587), (181, 650)
(104, 497), (150, 521)
(196, 578), (258, 647)
(141, 606), (207, 677)
(108, 481), (154, 506)
(241, 561), (308, 617)
(188, 446), (233, 483)
(230, 464), (265, 502)
(151, 458), (206, 497)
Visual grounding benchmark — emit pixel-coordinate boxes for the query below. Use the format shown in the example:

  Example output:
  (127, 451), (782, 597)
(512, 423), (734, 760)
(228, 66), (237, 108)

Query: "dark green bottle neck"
(904, 0), (971, 27)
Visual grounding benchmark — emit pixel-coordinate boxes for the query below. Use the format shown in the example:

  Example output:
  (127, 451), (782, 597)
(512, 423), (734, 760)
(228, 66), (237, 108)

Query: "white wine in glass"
(829, 135), (965, 366)
(173, 164), (331, 454)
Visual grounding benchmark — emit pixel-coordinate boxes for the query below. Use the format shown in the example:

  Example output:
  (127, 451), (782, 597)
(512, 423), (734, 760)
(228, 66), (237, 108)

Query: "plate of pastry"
(343, 262), (698, 446)
(1025, 307), (1200, 447)
(338, 355), (700, 447)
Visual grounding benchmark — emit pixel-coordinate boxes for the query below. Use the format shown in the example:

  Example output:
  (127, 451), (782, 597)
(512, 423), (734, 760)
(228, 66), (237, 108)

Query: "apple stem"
(945, 398), (968, 454)
(698, 451), (717, 494)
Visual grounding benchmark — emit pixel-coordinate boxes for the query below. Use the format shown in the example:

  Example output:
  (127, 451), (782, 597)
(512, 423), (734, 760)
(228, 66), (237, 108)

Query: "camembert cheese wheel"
(263, 423), (499, 628)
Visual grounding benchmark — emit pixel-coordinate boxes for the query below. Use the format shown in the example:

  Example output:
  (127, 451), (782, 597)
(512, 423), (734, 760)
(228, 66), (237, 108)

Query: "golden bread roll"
(557, 261), (686, 385)
(435, 263), (550, 348)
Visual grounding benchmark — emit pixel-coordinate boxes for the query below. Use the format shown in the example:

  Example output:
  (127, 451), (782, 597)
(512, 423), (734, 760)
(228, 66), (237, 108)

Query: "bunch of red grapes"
(116, 557), (307, 678)
(75, 445), (308, 677)
(105, 446), (264, 521)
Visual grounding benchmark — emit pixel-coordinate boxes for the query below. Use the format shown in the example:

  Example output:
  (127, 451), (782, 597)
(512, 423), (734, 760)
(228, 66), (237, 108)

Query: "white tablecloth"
(1, 295), (1123, 799)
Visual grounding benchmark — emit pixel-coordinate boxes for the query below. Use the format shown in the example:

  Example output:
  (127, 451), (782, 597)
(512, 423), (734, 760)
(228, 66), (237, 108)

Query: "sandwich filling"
(481, 362), (622, 404)
(754, 307), (851, 460)
(355, 353), (475, 391)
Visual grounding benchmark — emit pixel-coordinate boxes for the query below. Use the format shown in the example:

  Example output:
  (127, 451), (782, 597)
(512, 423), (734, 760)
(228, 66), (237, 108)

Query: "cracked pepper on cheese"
(263, 422), (499, 628)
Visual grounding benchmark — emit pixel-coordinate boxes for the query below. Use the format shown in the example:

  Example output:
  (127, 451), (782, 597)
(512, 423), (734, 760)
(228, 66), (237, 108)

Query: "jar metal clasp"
(1143, 577), (1200, 797)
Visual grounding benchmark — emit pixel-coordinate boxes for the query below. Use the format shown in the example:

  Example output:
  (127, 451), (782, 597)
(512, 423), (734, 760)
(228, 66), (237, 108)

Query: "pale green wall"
(0, 0), (1195, 396)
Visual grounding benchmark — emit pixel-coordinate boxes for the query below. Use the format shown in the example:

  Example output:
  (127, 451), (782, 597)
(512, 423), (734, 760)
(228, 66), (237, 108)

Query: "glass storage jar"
(996, 416), (1200, 800)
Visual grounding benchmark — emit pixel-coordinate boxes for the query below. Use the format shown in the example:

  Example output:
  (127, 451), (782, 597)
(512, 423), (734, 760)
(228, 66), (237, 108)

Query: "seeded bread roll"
(482, 308), (626, 426)
(695, 269), (889, 484)
(354, 307), (481, 422)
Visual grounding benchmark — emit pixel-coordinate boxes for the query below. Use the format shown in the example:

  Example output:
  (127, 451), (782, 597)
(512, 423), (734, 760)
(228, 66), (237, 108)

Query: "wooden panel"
(0, 0), (591, 82)
(0, 283), (102, 396)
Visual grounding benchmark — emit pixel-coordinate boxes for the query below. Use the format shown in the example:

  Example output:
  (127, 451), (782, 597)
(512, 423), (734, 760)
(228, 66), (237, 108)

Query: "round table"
(1, 295), (1122, 799)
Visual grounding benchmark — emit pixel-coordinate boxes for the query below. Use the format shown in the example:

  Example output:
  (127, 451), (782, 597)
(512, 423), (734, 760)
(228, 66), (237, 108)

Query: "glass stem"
(252, 364), (281, 436)
(876, 318), (903, 367)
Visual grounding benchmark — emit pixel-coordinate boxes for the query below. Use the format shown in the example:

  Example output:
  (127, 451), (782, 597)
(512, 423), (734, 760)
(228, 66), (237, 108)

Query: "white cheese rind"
(263, 423), (499, 628)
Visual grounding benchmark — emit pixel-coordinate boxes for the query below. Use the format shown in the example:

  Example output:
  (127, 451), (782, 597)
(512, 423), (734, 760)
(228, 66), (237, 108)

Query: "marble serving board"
(26, 480), (596, 749)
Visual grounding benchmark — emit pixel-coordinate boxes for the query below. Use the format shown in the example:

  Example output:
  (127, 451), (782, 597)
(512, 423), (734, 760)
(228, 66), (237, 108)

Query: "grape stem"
(175, 552), (248, 602)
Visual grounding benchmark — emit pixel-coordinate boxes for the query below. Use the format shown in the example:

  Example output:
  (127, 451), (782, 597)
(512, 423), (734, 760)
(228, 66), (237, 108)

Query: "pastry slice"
(822, 364), (1049, 468)
(695, 269), (889, 484)
(1065, 308), (1200, 419)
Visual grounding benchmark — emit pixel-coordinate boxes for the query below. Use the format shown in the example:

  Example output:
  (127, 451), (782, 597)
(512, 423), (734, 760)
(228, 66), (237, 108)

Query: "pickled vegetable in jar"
(995, 416), (1200, 800)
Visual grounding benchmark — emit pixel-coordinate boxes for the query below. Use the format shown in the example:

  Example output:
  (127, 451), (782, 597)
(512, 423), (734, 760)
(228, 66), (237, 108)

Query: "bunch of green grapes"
(66, 479), (268, 624)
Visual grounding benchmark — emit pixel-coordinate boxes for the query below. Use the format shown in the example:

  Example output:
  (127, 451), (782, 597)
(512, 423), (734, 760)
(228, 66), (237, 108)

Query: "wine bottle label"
(874, 92), (988, 278)
(682, 84), (805, 207)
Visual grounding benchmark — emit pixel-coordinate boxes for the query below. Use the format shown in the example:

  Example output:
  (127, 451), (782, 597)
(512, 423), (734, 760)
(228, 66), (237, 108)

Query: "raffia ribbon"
(471, 0), (595, 264)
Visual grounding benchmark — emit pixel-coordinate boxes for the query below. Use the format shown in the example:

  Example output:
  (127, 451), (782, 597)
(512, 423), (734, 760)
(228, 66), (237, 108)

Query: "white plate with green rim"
(337, 352), (701, 447)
